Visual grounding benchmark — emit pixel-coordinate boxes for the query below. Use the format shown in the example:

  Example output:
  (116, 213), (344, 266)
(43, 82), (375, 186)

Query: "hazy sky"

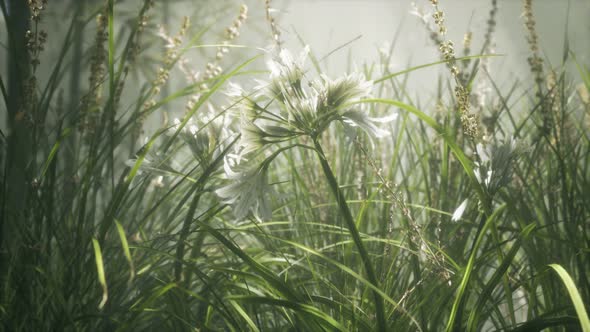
(1, 0), (588, 134)
(273, 0), (589, 95)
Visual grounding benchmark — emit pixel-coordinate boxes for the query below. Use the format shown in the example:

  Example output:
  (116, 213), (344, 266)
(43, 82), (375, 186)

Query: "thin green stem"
(312, 138), (386, 331)
(107, 0), (115, 193)
(445, 204), (505, 331)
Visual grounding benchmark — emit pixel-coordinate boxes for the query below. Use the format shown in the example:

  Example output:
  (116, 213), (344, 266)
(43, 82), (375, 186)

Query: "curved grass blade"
(266, 235), (422, 331)
(548, 264), (590, 332)
(161, 54), (262, 152)
(229, 296), (347, 332)
(91, 238), (108, 310)
(352, 98), (488, 213)
(117, 283), (177, 332)
(228, 300), (261, 332)
(197, 221), (300, 302)
(312, 138), (386, 331)
(114, 219), (135, 284)
(446, 204), (507, 331)
(467, 223), (536, 330)
(373, 54), (502, 84)
(39, 128), (71, 179)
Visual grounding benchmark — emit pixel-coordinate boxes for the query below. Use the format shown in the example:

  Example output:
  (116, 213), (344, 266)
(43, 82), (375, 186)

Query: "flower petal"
(451, 199), (469, 222)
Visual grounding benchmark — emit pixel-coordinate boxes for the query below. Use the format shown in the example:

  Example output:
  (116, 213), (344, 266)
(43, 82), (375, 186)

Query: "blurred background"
(1, 2), (589, 330)
(280, 0), (589, 92)
(2, 0), (589, 131)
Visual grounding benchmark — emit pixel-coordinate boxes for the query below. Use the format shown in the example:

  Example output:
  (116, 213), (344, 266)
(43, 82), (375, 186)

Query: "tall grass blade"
(91, 238), (108, 310)
(548, 264), (590, 332)
(446, 204), (507, 331)
(467, 223), (536, 330)
(114, 220), (135, 284)
(229, 296), (348, 331)
(313, 138), (386, 331)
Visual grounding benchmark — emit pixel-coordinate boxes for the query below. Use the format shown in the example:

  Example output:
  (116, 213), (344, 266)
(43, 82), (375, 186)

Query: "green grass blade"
(354, 98), (488, 212)
(107, 0), (116, 192)
(39, 128), (71, 179)
(228, 300), (261, 332)
(466, 223), (536, 330)
(548, 264), (590, 332)
(114, 219), (135, 284)
(161, 54), (262, 152)
(106, 0), (115, 101)
(373, 54), (502, 84)
(0, 73), (8, 114)
(266, 235), (421, 330)
(91, 238), (108, 310)
(446, 204), (507, 331)
(125, 130), (160, 184)
(229, 296), (347, 332)
(312, 138), (386, 331)
(118, 283), (177, 332)
(197, 221), (300, 302)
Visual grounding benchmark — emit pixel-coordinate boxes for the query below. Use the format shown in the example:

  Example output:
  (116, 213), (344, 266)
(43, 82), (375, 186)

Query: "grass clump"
(0, 0), (588, 331)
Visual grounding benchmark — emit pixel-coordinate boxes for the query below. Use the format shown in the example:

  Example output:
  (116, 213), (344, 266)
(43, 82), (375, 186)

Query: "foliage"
(0, 0), (588, 331)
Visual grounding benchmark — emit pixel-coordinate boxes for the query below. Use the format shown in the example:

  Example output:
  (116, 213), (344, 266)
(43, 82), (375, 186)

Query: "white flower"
(172, 110), (235, 166)
(474, 138), (519, 195)
(342, 109), (397, 139)
(409, 3), (431, 24)
(451, 199), (469, 222)
(215, 155), (273, 220)
(226, 82), (244, 98)
(378, 41), (392, 58)
(228, 46), (396, 153)
(240, 122), (269, 155)
(149, 175), (165, 189)
(269, 45), (310, 82)
(321, 73), (373, 110)
(285, 92), (318, 133)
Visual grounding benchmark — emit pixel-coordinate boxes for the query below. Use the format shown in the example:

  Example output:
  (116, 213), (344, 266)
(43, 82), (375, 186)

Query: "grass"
(1, 0), (589, 331)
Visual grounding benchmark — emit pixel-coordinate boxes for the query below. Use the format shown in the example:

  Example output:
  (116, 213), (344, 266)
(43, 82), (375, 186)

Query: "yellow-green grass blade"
(548, 264), (590, 332)
(114, 219), (135, 284)
(40, 128), (71, 179)
(446, 204), (507, 331)
(373, 54), (502, 84)
(228, 300), (261, 332)
(230, 296), (347, 332)
(117, 283), (177, 332)
(267, 235), (422, 331)
(91, 238), (108, 310)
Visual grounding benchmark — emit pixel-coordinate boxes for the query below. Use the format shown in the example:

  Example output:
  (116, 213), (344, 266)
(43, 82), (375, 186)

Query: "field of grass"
(1, 0), (589, 331)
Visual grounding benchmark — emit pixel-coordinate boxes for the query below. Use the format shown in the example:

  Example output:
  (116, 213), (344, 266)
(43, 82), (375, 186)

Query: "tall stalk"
(312, 138), (386, 331)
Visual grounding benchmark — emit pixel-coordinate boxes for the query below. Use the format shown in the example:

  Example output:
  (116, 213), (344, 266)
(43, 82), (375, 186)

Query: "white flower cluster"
(214, 46), (396, 221)
(215, 154), (273, 221)
(234, 47), (395, 154)
(474, 138), (519, 196)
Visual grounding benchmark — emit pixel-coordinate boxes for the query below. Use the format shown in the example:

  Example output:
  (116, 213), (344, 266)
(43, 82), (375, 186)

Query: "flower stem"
(313, 138), (386, 331)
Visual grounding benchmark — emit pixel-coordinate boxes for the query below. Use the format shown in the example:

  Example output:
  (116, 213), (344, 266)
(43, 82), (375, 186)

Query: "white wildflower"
(451, 198), (469, 222)
(149, 175), (165, 189)
(215, 155), (273, 220)
(474, 138), (519, 195)
(226, 82), (245, 98)
(409, 3), (431, 25)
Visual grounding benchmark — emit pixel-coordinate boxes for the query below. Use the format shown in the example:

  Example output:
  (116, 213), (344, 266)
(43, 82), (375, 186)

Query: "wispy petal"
(451, 199), (469, 222)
